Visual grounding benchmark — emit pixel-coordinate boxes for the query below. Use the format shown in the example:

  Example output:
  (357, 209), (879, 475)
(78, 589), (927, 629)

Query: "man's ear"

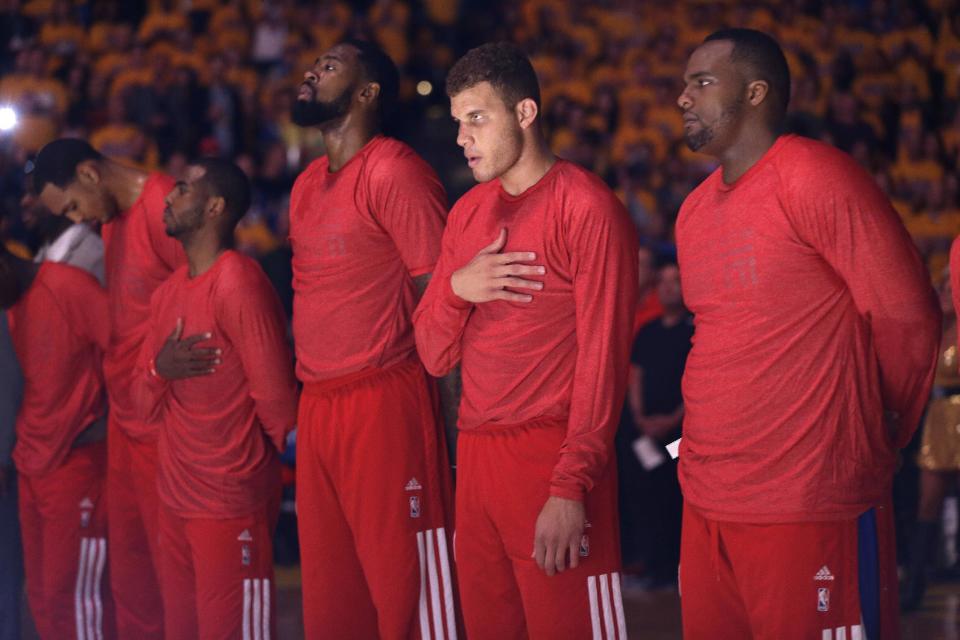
(359, 81), (382, 107)
(75, 160), (101, 185)
(747, 80), (770, 107)
(515, 97), (540, 130)
(206, 195), (226, 219)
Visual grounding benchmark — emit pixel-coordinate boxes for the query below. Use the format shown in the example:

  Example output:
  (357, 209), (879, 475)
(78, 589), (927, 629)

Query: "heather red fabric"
(289, 135), (447, 383)
(676, 134), (940, 523)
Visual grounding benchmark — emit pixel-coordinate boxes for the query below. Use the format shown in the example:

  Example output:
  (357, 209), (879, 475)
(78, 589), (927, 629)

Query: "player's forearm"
(413, 275), (471, 377)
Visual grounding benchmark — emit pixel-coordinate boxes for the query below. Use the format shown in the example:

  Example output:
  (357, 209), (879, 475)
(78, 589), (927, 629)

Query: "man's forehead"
(318, 44), (357, 64)
(451, 82), (500, 114)
(686, 40), (734, 75)
(38, 183), (67, 207)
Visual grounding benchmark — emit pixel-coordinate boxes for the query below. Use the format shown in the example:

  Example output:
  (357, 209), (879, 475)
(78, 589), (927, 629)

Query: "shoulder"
(363, 136), (441, 186)
(551, 161), (631, 227)
(293, 156), (328, 189)
(772, 135), (873, 192)
(39, 261), (103, 294)
(448, 180), (499, 223)
(214, 251), (271, 296)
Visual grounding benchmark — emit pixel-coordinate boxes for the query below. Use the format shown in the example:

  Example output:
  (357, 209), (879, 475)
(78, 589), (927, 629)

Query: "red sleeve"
(412, 207), (473, 377)
(550, 192), (638, 501)
(367, 152), (447, 277)
(786, 148), (940, 447)
(215, 262), (299, 451)
(144, 176), (187, 272)
(951, 239), (960, 351)
(130, 287), (170, 425)
(17, 286), (78, 416)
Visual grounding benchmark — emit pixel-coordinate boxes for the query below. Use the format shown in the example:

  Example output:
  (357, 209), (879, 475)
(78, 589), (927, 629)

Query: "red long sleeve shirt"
(102, 173), (185, 441)
(132, 250), (298, 517)
(9, 262), (109, 476)
(413, 160), (638, 501)
(289, 135), (447, 383)
(676, 134), (940, 523)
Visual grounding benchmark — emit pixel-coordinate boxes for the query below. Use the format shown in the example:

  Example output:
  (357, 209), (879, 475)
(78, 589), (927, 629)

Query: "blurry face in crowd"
(39, 164), (118, 223)
(656, 264), (684, 310)
(163, 165), (211, 239)
(292, 43), (360, 127)
(677, 40), (747, 156)
(451, 81), (525, 183)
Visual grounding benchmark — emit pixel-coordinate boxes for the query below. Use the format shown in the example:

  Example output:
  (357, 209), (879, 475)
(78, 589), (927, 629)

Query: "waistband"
(302, 357), (420, 396)
(459, 415), (567, 435)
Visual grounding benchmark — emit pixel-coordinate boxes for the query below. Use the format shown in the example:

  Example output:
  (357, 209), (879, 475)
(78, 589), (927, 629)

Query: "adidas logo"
(79, 497), (94, 509)
(237, 529), (253, 542)
(814, 565), (834, 581)
(405, 477), (422, 491)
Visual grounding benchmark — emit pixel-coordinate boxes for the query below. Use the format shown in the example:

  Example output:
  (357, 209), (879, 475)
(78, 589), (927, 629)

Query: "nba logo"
(80, 510), (91, 528)
(241, 545), (251, 567)
(409, 496), (421, 519)
(817, 588), (830, 612)
(579, 534), (590, 557)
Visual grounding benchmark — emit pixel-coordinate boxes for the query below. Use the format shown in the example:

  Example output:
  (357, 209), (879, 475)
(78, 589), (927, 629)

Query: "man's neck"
(321, 114), (379, 172)
(499, 137), (556, 196)
(718, 128), (779, 185)
(100, 160), (150, 212)
(182, 232), (228, 278)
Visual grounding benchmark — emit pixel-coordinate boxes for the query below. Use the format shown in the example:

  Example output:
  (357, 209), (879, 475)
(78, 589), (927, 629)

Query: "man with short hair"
(290, 39), (457, 638)
(132, 158), (297, 639)
(414, 42), (637, 639)
(34, 138), (188, 638)
(675, 28), (939, 639)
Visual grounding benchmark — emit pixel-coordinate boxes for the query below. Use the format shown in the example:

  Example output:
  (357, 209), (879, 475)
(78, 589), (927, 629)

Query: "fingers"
(533, 537), (546, 571)
(479, 228), (508, 255)
(496, 251), (537, 264)
(554, 542), (567, 574)
(568, 539), (581, 570)
(181, 332), (214, 348)
(492, 290), (534, 303)
(543, 539), (558, 576)
(168, 317), (184, 341)
(499, 277), (543, 291)
(495, 264), (546, 277)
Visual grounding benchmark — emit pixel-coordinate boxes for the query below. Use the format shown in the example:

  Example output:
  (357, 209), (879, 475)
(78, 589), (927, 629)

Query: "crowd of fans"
(0, 0), (958, 273)
(2, 0), (960, 595)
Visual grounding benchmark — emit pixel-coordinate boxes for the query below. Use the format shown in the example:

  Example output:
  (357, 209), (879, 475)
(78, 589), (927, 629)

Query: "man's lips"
(466, 155), (480, 167)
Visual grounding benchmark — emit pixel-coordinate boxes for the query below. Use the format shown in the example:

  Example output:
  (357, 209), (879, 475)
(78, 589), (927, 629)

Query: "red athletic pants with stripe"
(157, 500), (277, 640)
(680, 501), (900, 640)
(106, 417), (164, 639)
(296, 358), (458, 640)
(456, 419), (627, 640)
(19, 440), (115, 640)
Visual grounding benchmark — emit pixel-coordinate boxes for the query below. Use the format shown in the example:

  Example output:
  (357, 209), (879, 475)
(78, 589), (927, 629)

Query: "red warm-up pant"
(455, 419), (626, 640)
(157, 499), (277, 640)
(107, 417), (164, 639)
(296, 358), (458, 640)
(680, 501), (899, 640)
(19, 440), (115, 640)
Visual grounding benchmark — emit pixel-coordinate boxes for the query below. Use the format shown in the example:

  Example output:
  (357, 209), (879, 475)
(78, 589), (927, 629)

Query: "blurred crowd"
(0, 0), (959, 273)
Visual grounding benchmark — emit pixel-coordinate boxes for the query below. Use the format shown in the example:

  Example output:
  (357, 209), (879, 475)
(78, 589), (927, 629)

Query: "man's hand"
(154, 318), (220, 380)
(532, 496), (586, 576)
(451, 228), (544, 304)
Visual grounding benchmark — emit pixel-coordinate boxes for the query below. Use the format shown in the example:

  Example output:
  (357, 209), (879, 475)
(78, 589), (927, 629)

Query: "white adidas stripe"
(242, 578), (272, 640)
(74, 538), (106, 640)
(75, 538), (89, 640)
(416, 528), (457, 640)
(436, 528), (458, 640)
(824, 625), (864, 640)
(587, 573), (627, 639)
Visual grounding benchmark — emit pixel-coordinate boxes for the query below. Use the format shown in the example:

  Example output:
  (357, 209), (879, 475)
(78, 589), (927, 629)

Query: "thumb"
(169, 317), (184, 341)
(479, 228), (507, 255)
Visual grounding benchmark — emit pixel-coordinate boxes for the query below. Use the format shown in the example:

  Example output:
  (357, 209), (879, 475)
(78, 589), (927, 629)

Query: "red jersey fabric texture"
(8, 262), (109, 476)
(949, 237), (960, 335)
(413, 159), (639, 501)
(676, 134), (940, 523)
(289, 135), (447, 383)
(102, 173), (185, 441)
(133, 250), (298, 518)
